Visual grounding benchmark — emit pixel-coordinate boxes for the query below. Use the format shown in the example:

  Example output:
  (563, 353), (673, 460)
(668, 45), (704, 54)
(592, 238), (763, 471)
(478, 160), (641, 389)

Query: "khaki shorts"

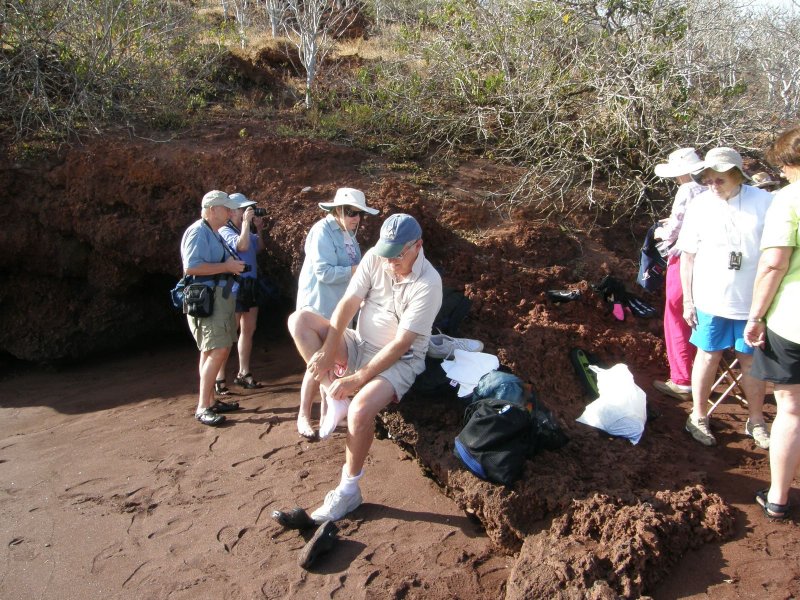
(188, 287), (237, 352)
(342, 329), (425, 400)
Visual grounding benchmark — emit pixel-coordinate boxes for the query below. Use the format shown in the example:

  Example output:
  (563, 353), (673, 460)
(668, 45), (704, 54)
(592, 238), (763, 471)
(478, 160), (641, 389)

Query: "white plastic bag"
(576, 363), (647, 444)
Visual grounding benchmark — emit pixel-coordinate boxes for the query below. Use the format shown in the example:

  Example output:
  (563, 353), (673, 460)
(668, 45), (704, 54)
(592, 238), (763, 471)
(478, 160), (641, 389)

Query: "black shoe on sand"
(298, 520), (338, 569)
(272, 507), (316, 530)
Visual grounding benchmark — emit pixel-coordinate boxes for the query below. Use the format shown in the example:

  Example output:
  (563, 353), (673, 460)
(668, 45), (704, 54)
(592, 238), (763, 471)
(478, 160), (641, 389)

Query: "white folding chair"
(707, 354), (747, 416)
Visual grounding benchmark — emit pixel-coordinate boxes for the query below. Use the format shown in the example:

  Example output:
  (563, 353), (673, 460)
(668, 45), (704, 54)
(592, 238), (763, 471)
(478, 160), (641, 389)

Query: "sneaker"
(195, 408), (225, 426)
(745, 419), (770, 449)
(310, 487), (363, 523)
(427, 333), (484, 359)
(685, 415), (716, 446)
(653, 379), (691, 400)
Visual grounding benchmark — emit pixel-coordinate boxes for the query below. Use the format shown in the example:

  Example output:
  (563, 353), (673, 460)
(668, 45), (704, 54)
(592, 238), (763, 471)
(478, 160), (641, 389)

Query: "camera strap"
(201, 219), (240, 299)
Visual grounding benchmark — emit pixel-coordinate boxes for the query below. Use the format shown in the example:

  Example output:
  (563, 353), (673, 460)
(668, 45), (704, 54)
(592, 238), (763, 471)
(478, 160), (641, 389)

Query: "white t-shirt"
(677, 185), (772, 319)
(346, 248), (443, 359)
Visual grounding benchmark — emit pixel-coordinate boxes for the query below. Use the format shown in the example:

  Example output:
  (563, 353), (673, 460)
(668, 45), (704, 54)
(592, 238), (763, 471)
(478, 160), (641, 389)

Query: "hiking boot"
(310, 487), (363, 524)
(653, 379), (692, 401)
(298, 520), (339, 569)
(745, 419), (770, 449)
(685, 415), (716, 446)
(427, 333), (484, 359)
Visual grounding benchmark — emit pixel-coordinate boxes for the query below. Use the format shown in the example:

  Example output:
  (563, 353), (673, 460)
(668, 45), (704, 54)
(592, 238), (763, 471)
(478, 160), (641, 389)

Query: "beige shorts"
(341, 329), (425, 400)
(188, 287), (237, 352)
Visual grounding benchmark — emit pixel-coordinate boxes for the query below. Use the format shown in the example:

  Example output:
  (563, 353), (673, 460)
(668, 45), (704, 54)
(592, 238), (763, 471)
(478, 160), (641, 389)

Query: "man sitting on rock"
(288, 214), (442, 522)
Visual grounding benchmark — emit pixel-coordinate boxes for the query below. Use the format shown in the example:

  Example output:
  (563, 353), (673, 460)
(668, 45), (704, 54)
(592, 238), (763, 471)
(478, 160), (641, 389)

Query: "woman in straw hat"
(677, 147), (772, 448)
(652, 148), (706, 402)
(291, 188), (379, 438)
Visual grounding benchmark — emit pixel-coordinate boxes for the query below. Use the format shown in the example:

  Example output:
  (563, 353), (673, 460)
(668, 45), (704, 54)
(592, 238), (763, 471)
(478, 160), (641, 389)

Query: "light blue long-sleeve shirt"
(296, 215), (362, 319)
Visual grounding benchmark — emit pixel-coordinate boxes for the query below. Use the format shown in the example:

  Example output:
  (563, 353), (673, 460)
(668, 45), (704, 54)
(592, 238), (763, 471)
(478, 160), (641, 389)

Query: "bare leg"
(297, 369), (319, 437)
(768, 385), (800, 506)
(237, 308), (258, 377)
(344, 378), (396, 476)
(199, 346), (232, 413)
(736, 352), (766, 424)
(691, 348), (723, 419)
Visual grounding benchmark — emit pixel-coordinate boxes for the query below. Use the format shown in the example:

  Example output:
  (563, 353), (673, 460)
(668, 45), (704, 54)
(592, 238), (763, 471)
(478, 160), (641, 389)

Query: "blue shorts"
(690, 310), (753, 354)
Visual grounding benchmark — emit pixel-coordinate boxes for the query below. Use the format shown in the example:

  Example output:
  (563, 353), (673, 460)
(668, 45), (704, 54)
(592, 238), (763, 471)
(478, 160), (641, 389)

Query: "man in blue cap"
(288, 213), (443, 522)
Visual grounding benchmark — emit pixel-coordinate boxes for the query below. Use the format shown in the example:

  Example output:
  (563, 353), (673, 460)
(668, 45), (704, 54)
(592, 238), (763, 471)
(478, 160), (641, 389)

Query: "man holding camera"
(180, 190), (246, 426)
(216, 192), (267, 392)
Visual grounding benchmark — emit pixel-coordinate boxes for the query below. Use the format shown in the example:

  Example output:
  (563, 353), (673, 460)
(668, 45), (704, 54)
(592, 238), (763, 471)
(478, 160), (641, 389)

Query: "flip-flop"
(569, 348), (600, 400)
(756, 489), (790, 520)
(547, 289), (581, 303)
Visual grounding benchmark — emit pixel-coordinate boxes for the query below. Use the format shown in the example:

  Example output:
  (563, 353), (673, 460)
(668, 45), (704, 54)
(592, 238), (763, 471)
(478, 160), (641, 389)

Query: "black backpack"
(454, 399), (533, 486)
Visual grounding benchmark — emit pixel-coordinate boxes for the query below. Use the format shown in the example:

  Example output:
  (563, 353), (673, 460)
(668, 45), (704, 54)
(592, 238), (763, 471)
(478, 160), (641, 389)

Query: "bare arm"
(236, 208), (254, 252)
(307, 293), (363, 379)
(744, 246), (793, 348)
(326, 328), (418, 400)
(186, 256), (244, 276)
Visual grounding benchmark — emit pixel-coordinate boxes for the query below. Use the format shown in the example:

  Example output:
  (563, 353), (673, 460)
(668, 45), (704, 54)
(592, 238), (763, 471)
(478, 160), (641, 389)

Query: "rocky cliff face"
(0, 122), (376, 362)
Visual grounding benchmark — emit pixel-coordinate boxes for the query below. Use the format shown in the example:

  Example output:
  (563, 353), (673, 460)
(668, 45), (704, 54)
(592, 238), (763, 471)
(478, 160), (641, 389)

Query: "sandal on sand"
(234, 372), (263, 389)
(215, 379), (230, 395)
(211, 399), (240, 413)
(297, 415), (316, 439)
(196, 408), (225, 426)
(756, 489), (790, 520)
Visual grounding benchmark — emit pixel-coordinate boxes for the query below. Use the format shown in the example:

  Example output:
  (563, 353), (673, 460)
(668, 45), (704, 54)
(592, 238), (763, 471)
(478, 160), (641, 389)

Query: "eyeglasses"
(344, 207), (365, 217)
(703, 177), (728, 186)
(387, 241), (418, 262)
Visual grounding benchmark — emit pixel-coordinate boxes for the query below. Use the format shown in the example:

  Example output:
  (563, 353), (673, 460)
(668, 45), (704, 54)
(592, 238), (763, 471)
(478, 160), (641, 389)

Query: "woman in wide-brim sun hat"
(292, 187), (379, 438)
(677, 146), (773, 448)
(652, 148), (706, 403)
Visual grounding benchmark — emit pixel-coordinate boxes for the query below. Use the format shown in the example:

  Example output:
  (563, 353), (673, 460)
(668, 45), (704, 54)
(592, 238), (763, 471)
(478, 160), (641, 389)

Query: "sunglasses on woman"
(344, 207), (366, 217)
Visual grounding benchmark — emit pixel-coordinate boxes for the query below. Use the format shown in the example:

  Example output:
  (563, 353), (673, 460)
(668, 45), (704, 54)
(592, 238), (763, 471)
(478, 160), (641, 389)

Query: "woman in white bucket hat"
(652, 148), (706, 402)
(677, 147), (772, 448)
(292, 188), (379, 438)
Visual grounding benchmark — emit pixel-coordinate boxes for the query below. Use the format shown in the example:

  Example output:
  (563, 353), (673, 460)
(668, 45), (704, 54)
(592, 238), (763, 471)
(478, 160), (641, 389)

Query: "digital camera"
(253, 207), (267, 217)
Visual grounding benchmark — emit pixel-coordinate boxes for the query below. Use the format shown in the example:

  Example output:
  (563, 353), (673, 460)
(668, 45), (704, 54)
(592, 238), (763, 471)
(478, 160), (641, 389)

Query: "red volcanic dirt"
(0, 121), (796, 599)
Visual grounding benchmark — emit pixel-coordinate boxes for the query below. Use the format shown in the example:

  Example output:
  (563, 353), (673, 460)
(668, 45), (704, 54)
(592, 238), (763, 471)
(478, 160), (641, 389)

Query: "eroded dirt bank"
(0, 123), (788, 598)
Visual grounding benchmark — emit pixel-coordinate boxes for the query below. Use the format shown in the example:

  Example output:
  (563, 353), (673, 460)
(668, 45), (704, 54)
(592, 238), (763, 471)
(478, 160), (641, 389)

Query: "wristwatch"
(748, 316), (765, 323)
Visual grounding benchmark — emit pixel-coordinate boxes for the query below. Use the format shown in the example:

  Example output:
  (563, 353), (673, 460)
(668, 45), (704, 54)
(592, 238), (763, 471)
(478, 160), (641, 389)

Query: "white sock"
(336, 465), (363, 495)
(318, 384), (350, 439)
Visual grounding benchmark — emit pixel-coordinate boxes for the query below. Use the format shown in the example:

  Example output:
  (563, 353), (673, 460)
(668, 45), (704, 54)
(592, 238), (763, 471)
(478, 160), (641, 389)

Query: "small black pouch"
(183, 283), (215, 318)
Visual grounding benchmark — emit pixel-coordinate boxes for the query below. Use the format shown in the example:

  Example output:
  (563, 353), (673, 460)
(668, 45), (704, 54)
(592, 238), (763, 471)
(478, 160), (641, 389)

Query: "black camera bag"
(183, 282), (215, 318)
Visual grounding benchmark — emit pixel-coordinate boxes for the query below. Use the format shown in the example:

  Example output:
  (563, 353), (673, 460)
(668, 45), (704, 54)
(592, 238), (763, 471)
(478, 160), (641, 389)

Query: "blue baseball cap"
(373, 214), (422, 258)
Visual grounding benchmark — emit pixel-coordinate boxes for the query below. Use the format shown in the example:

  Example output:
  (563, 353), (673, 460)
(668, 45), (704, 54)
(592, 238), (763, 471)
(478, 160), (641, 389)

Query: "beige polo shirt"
(347, 248), (443, 359)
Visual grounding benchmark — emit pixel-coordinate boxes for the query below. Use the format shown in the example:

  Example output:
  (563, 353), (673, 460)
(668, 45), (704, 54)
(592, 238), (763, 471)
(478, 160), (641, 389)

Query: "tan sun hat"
(700, 147), (751, 180)
(751, 172), (781, 189)
(318, 188), (379, 215)
(654, 148), (704, 178)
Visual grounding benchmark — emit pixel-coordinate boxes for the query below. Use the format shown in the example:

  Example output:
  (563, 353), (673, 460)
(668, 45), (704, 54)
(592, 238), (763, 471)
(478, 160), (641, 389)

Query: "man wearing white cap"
(288, 213), (443, 522)
(180, 190), (247, 426)
(652, 148), (706, 400)
(677, 147), (772, 448)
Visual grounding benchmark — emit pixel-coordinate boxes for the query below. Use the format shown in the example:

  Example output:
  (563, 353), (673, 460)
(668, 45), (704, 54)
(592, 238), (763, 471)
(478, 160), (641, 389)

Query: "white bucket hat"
(654, 148), (704, 178)
(318, 187), (379, 215)
(700, 147), (751, 180)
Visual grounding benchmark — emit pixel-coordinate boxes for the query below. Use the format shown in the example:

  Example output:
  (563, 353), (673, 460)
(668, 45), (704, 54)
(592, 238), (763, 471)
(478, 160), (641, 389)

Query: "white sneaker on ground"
(653, 379), (691, 400)
(310, 487), (363, 523)
(685, 415), (716, 446)
(745, 419), (770, 449)
(427, 333), (484, 359)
